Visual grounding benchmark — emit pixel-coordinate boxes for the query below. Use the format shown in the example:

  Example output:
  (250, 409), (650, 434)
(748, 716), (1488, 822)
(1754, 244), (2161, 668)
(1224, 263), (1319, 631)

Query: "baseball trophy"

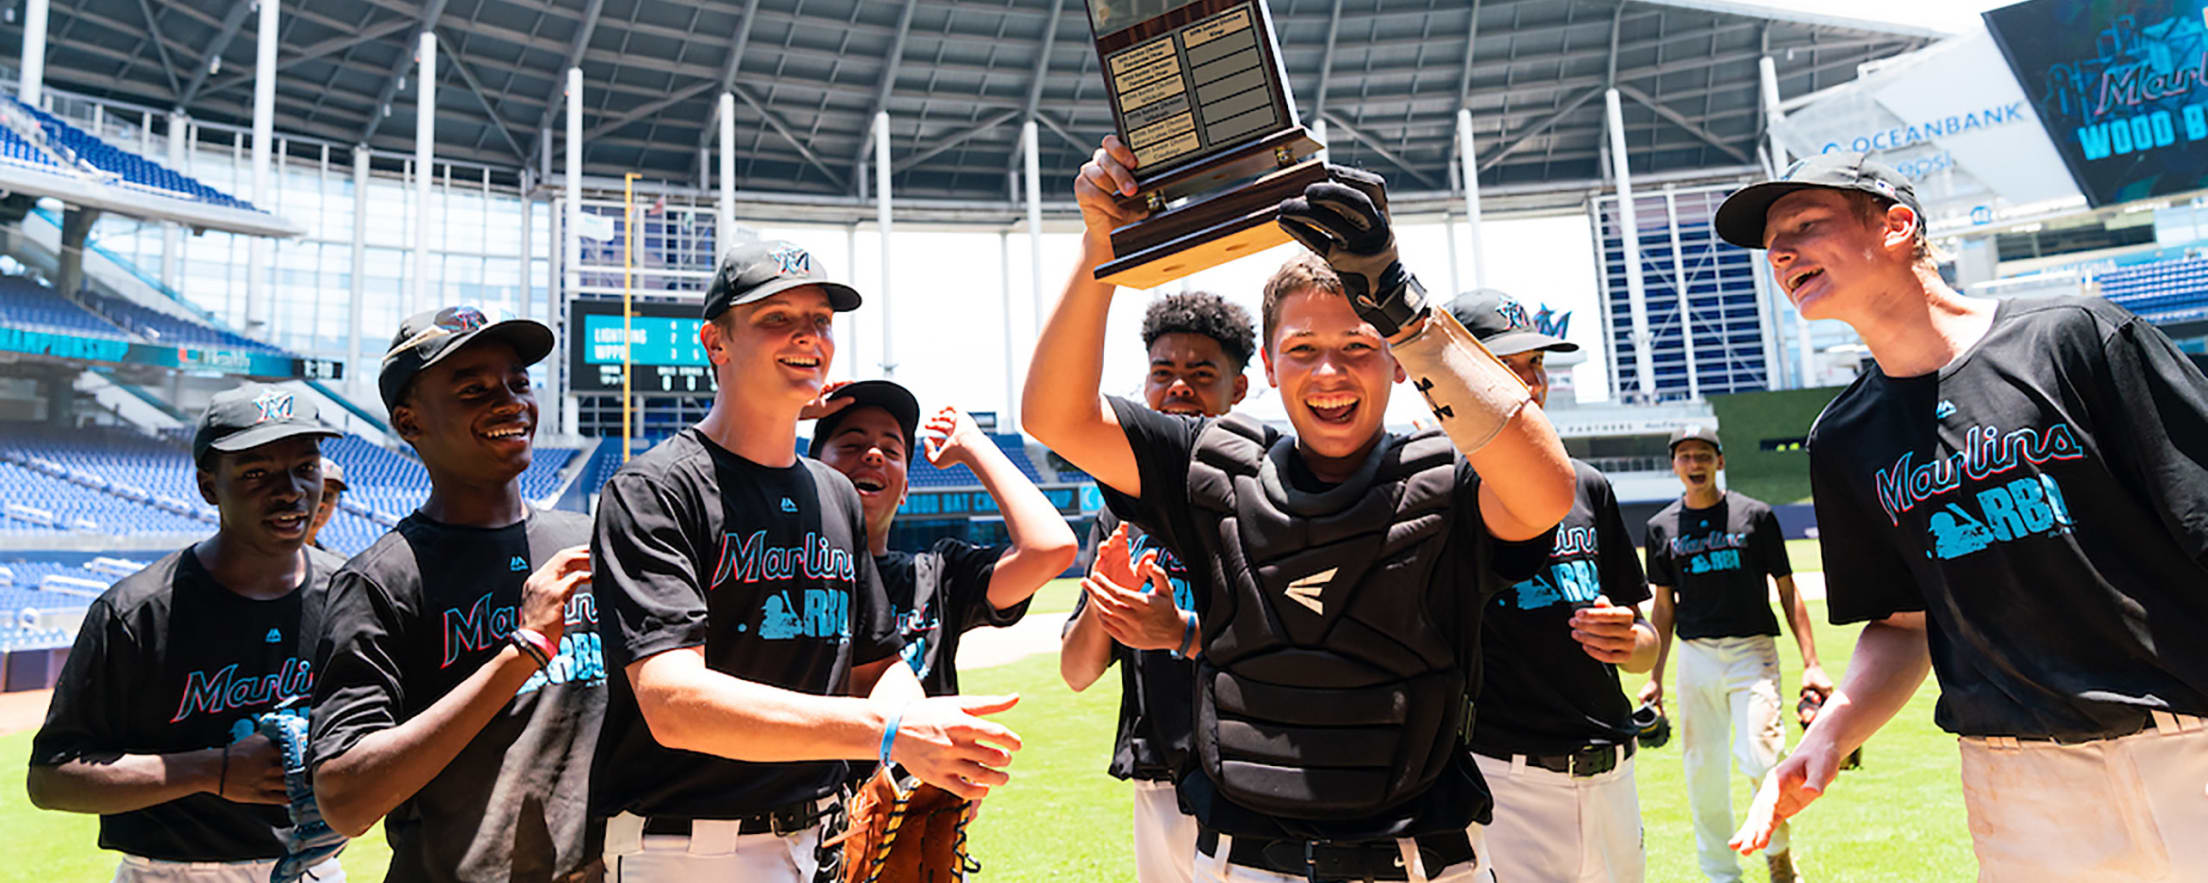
(1082, 0), (1336, 288)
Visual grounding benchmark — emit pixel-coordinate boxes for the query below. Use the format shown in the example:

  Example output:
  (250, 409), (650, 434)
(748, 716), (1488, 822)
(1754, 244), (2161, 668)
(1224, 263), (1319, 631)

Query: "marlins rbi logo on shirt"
(1870, 422), (2083, 559)
(1504, 526), (1602, 610)
(710, 530), (858, 641)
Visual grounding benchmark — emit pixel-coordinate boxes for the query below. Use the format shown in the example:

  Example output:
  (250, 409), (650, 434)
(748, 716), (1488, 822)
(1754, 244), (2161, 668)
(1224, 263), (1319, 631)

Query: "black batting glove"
(1275, 166), (1428, 338)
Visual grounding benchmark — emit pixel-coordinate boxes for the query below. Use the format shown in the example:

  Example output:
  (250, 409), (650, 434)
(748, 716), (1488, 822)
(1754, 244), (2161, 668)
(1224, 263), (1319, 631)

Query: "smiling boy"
(308, 307), (601, 882)
(29, 384), (345, 883)
(1027, 137), (1573, 882)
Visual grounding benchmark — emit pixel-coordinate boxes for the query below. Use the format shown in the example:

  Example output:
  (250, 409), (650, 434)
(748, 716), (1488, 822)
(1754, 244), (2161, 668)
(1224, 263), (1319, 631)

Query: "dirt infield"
(955, 611), (1072, 673)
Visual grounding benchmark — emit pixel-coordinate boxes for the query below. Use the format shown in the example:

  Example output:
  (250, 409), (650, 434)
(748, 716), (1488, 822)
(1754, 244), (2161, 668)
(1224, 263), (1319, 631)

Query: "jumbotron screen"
(566, 299), (715, 394)
(1985, 0), (2208, 206)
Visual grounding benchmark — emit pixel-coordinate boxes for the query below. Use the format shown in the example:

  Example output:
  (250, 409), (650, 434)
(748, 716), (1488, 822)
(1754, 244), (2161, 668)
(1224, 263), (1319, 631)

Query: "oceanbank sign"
(1775, 29), (2084, 228)
(1818, 103), (2030, 154)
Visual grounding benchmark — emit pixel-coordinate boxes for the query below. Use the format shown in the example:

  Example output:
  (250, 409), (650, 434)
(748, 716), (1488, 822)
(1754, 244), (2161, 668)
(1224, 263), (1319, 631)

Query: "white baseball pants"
(1676, 635), (1788, 882)
(112, 855), (343, 882)
(1959, 711), (2208, 881)
(1473, 749), (1643, 882)
(1133, 778), (1198, 883)
(602, 812), (820, 882)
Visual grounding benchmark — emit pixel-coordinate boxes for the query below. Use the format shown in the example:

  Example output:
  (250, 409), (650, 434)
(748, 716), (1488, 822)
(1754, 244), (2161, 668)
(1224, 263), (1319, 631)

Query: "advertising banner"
(1985, 0), (2208, 207)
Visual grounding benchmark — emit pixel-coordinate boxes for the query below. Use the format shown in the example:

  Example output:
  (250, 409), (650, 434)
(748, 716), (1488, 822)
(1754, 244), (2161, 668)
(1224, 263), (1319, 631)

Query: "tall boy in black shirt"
(1642, 425), (1824, 883)
(811, 380), (1075, 696)
(29, 383), (344, 882)
(587, 239), (1023, 881)
(1029, 137), (1573, 882)
(1453, 290), (1657, 883)
(309, 306), (600, 883)
(1061, 291), (1255, 883)
(1719, 152), (2208, 879)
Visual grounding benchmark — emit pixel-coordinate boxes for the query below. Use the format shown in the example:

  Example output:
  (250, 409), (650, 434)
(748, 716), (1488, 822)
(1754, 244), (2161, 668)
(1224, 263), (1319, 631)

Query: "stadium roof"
(15, 0), (1937, 203)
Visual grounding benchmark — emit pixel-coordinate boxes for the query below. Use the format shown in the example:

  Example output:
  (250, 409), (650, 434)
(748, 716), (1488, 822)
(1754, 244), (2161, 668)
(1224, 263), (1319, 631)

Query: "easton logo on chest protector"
(1183, 413), (1467, 818)
(1283, 568), (1334, 614)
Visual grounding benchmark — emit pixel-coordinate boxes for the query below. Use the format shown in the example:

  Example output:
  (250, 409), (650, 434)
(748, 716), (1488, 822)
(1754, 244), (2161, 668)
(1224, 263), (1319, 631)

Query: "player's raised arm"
(921, 406), (1079, 609)
(1274, 168), (1573, 539)
(1022, 135), (1149, 498)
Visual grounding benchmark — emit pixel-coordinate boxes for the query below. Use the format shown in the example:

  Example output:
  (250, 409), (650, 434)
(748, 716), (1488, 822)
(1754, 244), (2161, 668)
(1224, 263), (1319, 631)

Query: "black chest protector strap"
(1185, 413), (1467, 818)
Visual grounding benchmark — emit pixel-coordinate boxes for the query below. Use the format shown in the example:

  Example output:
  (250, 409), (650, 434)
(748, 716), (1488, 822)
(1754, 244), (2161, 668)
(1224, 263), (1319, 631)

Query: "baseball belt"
(1472, 739), (1635, 777)
(1196, 827), (1475, 882)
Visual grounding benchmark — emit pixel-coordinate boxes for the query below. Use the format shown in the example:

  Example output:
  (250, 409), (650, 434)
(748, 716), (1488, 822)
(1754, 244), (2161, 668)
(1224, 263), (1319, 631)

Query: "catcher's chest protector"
(1186, 413), (1465, 818)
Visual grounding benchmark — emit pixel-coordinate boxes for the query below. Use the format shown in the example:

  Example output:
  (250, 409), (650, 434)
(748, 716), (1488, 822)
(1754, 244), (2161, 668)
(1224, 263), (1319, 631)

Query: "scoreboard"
(566, 300), (716, 394)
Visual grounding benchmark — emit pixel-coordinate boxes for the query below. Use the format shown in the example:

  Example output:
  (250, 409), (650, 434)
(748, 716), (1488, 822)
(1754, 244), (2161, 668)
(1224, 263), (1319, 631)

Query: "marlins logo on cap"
(769, 244), (813, 277)
(252, 389), (295, 424)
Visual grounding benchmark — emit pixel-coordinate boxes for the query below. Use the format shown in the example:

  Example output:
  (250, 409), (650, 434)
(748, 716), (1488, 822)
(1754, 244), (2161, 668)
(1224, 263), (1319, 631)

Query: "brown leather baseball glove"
(827, 769), (979, 883)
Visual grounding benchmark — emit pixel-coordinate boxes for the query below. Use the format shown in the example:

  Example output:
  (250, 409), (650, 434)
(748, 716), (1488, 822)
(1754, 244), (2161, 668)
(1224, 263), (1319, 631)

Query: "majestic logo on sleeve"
(172, 658), (314, 723)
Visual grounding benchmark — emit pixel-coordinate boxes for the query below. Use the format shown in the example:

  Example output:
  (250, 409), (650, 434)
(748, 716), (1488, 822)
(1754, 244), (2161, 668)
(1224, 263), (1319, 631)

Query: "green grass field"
(0, 593), (1970, 882)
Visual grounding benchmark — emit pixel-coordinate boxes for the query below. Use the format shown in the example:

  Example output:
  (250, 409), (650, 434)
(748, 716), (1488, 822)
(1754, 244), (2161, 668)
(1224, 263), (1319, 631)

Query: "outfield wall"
(1708, 385), (1851, 505)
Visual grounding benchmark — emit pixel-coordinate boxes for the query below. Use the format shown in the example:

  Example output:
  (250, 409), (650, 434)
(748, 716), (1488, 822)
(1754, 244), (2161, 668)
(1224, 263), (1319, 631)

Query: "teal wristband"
(1172, 611), (1198, 660)
(879, 705), (907, 768)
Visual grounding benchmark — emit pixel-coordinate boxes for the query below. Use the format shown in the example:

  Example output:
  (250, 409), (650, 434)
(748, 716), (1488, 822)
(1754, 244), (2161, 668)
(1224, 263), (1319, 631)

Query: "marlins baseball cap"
(192, 384), (340, 466)
(1447, 289), (1580, 356)
(702, 238), (862, 321)
(807, 380), (922, 460)
(1668, 424), (1723, 455)
(379, 305), (555, 410)
(320, 457), (348, 491)
(1712, 151), (1921, 250)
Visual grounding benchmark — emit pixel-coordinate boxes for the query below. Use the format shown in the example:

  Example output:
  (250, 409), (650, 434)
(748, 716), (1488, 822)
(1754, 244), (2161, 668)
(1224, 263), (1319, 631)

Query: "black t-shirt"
(308, 509), (604, 883)
(877, 537), (1023, 697)
(1472, 461), (1650, 756)
(1102, 397), (1549, 840)
(31, 545), (342, 862)
(1809, 295), (2208, 740)
(589, 428), (899, 819)
(1069, 510), (1201, 782)
(1644, 492), (1790, 640)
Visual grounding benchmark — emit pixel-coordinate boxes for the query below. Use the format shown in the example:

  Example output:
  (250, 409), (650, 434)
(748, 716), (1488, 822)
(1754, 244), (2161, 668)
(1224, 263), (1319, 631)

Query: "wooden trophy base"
(1097, 157), (1329, 289)
(1122, 127), (1325, 208)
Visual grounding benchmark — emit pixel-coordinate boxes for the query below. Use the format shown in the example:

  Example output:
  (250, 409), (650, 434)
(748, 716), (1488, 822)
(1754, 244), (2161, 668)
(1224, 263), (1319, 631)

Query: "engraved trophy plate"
(1084, 0), (1327, 287)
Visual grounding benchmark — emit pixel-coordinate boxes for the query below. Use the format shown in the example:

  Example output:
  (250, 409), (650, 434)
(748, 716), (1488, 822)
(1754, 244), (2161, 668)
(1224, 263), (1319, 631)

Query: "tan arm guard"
(1390, 307), (1534, 455)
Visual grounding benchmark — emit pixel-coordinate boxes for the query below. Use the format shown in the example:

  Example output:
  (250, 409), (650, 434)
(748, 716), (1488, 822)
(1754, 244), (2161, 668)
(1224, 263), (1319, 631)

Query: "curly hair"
(1141, 291), (1256, 370)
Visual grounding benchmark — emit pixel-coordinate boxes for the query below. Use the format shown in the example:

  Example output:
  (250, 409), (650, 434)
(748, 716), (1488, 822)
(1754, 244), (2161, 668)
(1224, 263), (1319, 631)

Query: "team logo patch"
(251, 390), (294, 424)
(1495, 299), (1534, 333)
(780, 497), (798, 513)
(264, 627), (282, 643)
(436, 305), (489, 333)
(768, 244), (813, 277)
(509, 555), (529, 572)
(1935, 400), (1957, 420)
(1284, 567), (1335, 615)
